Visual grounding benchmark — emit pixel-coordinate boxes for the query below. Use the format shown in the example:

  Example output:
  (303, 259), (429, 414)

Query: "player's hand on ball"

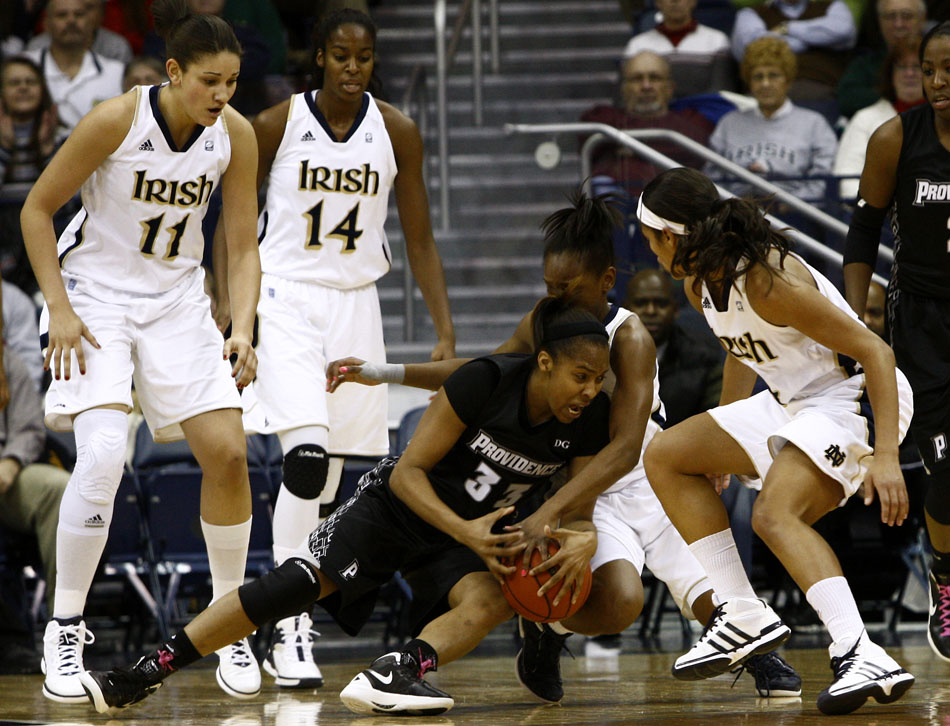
(862, 452), (908, 527)
(326, 357), (377, 392)
(456, 506), (525, 582)
(224, 335), (256, 388)
(45, 306), (100, 380)
(507, 509), (553, 571)
(532, 525), (596, 607)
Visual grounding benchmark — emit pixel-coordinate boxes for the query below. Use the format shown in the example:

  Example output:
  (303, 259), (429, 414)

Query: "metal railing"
(505, 121), (891, 287)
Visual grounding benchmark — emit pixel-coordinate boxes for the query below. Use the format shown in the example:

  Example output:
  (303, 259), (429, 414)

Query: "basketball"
(501, 541), (592, 623)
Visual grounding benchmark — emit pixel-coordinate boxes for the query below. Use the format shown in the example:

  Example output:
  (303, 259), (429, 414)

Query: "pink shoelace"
(938, 582), (950, 638)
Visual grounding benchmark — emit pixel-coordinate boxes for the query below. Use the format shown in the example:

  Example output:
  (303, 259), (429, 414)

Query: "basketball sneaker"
(263, 613), (324, 688)
(816, 630), (914, 715)
(80, 653), (167, 713)
(672, 598), (790, 681)
(216, 638), (261, 698)
(516, 617), (571, 703)
(41, 617), (95, 703)
(737, 651), (802, 697)
(927, 569), (950, 663)
(339, 651), (454, 716)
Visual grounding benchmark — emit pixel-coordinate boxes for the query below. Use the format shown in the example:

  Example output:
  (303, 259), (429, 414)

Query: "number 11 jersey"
(257, 91), (397, 289)
(57, 84), (231, 294)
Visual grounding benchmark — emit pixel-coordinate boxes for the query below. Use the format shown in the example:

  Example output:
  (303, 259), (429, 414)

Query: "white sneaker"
(339, 652), (453, 716)
(672, 598), (790, 681)
(216, 638), (261, 698)
(263, 613), (323, 688)
(817, 631), (915, 715)
(41, 618), (95, 703)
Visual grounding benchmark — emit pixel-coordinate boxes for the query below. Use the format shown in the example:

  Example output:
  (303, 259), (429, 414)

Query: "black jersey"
(893, 104), (950, 298)
(429, 353), (611, 520)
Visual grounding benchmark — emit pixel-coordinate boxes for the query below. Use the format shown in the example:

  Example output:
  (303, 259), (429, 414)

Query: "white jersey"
(602, 304), (664, 494)
(57, 85), (230, 294)
(701, 254), (864, 404)
(258, 91), (397, 288)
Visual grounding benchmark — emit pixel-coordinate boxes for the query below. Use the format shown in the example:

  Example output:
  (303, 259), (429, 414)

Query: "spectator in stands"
(23, 0), (124, 131)
(0, 56), (64, 297)
(27, 0), (134, 66)
(708, 37), (837, 202)
(622, 0), (737, 97)
(121, 55), (165, 92)
(833, 36), (923, 200)
(0, 343), (71, 620)
(837, 0), (927, 118)
(623, 269), (722, 428)
(732, 0), (858, 101)
(100, 0), (153, 56)
(580, 51), (714, 292)
(2, 279), (43, 390)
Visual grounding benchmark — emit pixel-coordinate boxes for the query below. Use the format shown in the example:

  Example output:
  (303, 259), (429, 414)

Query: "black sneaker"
(928, 570), (950, 664)
(339, 652), (453, 716)
(79, 654), (166, 713)
(516, 617), (571, 703)
(736, 651), (802, 697)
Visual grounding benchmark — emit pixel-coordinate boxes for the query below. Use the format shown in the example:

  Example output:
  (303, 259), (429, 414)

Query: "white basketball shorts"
(42, 269), (240, 442)
(241, 273), (389, 456)
(708, 371), (914, 504)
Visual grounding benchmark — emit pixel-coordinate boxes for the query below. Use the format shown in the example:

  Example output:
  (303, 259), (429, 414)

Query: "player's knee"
(238, 558), (323, 627)
(282, 445), (329, 500)
(642, 434), (669, 481)
(925, 473), (950, 525)
(599, 583), (643, 632)
(74, 428), (127, 505)
(463, 580), (513, 627)
(212, 438), (248, 477)
(750, 497), (782, 542)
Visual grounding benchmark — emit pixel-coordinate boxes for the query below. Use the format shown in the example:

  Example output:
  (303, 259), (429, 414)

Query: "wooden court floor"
(2, 643), (949, 725)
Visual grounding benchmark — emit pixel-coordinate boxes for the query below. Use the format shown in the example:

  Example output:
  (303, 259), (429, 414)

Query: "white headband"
(636, 193), (688, 236)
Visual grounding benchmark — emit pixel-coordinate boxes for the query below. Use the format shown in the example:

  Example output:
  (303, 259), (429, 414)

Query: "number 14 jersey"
(258, 91), (397, 289)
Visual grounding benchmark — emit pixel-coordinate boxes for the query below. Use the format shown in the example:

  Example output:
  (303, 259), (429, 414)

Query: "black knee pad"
(237, 558), (322, 626)
(282, 444), (329, 500)
(925, 473), (950, 526)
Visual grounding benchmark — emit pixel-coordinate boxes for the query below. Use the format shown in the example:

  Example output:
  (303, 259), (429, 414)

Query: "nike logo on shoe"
(367, 670), (393, 686)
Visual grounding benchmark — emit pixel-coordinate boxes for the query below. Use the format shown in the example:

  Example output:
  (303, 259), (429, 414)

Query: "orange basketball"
(501, 541), (592, 623)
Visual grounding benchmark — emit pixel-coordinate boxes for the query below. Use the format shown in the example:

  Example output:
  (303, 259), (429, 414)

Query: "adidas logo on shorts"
(139, 139), (154, 151)
(301, 130), (315, 142)
(85, 514), (106, 528)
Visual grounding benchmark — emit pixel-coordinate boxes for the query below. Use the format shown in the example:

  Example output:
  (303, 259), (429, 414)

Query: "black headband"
(541, 320), (609, 346)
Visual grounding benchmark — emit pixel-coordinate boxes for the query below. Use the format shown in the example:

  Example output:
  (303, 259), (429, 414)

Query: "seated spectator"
(732, 0), (857, 101)
(23, 0), (124, 131)
(121, 54), (166, 92)
(707, 36), (837, 202)
(579, 51), (714, 291)
(834, 36), (923, 200)
(622, 0), (738, 97)
(27, 0), (134, 66)
(837, 0), (927, 118)
(623, 269), (723, 427)
(0, 343), (70, 628)
(0, 56), (65, 297)
(2, 279), (43, 390)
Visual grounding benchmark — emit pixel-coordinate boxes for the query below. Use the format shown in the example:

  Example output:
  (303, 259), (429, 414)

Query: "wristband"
(359, 361), (406, 384)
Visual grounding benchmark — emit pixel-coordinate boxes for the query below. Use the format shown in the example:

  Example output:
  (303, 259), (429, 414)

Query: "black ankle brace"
(402, 638), (438, 677)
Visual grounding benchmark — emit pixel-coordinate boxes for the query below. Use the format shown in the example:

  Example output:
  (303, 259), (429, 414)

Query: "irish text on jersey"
(297, 160), (381, 195)
(131, 170), (215, 208)
(717, 332), (778, 364)
(467, 431), (563, 477)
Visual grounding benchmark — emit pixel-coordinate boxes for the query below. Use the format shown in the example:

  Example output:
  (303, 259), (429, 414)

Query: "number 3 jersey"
(430, 354), (611, 520)
(57, 85), (231, 293)
(257, 91), (397, 289)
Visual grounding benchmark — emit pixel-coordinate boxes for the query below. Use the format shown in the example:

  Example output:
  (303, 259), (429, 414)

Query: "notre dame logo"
(824, 444), (845, 468)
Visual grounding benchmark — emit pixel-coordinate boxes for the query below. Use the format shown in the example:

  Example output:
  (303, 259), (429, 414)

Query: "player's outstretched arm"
(383, 102), (455, 360)
(326, 357), (470, 392)
(21, 93), (134, 380)
(219, 107), (261, 388)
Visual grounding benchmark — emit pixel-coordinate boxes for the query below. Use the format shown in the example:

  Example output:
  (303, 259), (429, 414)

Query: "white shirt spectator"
(26, 26), (134, 66)
(23, 48), (123, 130)
(833, 98), (898, 200)
(623, 23), (735, 96)
(1, 280), (42, 391)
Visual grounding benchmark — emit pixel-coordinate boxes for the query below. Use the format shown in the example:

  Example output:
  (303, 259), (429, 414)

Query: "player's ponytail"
(152, 0), (241, 71)
(531, 297), (608, 363)
(540, 187), (621, 276)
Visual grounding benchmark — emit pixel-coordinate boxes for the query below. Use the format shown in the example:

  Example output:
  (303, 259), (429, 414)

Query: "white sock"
(200, 517), (251, 603)
(272, 486), (317, 566)
(805, 576), (865, 655)
(687, 529), (758, 603)
(52, 528), (107, 619)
